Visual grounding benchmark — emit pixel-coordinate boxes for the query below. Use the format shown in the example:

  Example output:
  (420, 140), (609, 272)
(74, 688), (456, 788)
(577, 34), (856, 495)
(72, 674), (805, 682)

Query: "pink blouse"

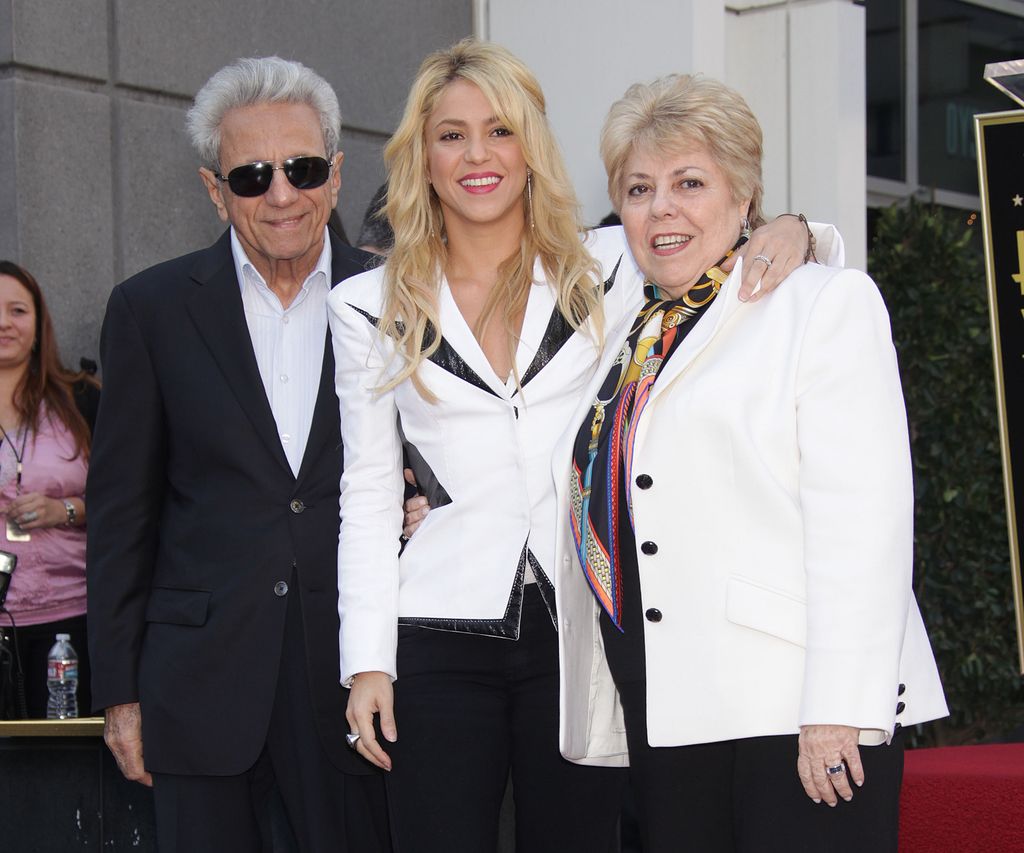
(1, 413), (88, 626)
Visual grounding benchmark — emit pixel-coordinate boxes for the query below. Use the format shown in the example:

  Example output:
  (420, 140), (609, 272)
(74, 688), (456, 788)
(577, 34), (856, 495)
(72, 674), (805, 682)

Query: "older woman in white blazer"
(553, 75), (948, 853)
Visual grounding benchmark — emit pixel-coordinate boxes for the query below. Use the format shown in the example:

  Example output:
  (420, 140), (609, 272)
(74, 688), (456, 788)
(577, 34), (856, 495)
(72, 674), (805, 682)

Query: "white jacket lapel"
(646, 257), (748, 406)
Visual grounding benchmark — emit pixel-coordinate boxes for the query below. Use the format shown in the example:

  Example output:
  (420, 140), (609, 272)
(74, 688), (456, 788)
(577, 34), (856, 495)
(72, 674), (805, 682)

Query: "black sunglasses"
(214, 155), (332, 197)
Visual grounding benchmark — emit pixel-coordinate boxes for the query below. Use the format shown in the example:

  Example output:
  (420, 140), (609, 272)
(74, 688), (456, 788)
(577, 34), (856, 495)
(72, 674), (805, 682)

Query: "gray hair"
(186, 56), (342, 169)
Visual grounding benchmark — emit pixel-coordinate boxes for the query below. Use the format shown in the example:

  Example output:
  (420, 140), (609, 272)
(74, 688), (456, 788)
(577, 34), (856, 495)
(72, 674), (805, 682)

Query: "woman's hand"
(345, 671), (397, 771)
(5, 493), (70, 530)
(402, 468), (430, 539)
(721, 214), (812, 303)
(796, 724), (865, 805)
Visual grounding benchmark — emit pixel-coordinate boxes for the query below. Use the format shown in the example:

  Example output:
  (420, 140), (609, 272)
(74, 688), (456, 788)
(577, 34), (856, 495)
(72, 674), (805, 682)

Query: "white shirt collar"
(229, 226), (333, 295)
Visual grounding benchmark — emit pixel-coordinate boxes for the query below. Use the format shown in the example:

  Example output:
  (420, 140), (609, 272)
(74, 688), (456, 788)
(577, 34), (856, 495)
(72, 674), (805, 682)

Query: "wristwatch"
(63, 500), (76, 527)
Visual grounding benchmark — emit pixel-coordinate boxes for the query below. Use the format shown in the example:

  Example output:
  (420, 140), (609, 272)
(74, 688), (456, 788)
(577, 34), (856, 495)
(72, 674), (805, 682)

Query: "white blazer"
(329, 224), (844, 687)
(552, 258), (948, 767)
(328, 228), (635, 684)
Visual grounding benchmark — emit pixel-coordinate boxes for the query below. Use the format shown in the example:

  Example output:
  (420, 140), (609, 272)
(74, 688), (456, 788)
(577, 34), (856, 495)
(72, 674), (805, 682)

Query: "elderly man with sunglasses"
(86, 57), (389, 853)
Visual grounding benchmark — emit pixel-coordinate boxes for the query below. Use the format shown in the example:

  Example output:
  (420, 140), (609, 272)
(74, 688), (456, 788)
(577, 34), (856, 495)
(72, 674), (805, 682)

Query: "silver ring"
(753, 254), (773, 268)
(21, 511), (38, 523)
(826, 762), (845, 776)
(345, 732), (361, 749)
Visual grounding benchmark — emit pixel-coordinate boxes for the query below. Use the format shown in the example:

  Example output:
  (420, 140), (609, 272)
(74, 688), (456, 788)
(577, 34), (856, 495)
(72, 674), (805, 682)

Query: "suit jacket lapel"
(295, 329), (336, 485)
(295, 233), (363, 485)
(646, 258), (747, 405)
(185, 232), (293, 476)
(437, 279), (509, 397)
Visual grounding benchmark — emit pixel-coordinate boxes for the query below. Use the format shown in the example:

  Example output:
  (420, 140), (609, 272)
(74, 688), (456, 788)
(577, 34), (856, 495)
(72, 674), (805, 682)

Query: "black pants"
(385, 585), (625, 853)
(601, 502), (904, 852)
(152, 581), (391, 853)
(612, 676), (905, 853)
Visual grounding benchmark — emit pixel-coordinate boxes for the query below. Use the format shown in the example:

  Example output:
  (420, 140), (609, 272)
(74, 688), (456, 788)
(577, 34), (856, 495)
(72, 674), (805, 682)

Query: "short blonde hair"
(380, 38), (601, 397)
(600, 74), (764, 227)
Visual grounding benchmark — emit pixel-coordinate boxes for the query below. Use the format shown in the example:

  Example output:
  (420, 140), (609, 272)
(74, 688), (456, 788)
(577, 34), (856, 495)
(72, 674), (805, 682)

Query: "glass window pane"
(867, 0), (906, 181)
(920, 0), (1024, 195)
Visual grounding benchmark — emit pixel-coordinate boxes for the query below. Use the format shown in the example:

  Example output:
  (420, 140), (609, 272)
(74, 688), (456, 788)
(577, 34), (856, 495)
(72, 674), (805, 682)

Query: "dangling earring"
(526, 169), (535, 231)
(427, 178), (437, 239)
(741, 216), (751, 239)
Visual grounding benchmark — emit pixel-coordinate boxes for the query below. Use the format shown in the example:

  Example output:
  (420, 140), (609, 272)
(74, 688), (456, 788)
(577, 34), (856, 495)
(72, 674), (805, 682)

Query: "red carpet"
(900, 743), (1024, 852)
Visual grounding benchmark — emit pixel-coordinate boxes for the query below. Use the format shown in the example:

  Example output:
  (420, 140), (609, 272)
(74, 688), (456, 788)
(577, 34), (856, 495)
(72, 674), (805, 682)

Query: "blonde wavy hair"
(379, 38), (602, 397)
(600, 74), (765, 228)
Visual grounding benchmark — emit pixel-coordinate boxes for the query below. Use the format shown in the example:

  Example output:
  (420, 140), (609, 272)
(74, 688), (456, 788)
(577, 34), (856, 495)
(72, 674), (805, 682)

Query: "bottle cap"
(56, 633), (70, 641)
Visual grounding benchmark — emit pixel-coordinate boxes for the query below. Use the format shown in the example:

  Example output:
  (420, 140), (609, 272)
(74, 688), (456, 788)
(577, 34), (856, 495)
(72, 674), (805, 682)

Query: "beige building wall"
(482, 0), (868, 268)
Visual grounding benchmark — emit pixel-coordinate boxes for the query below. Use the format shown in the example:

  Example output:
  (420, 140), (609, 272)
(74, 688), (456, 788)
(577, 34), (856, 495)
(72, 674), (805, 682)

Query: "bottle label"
(48, 660), (78, 681)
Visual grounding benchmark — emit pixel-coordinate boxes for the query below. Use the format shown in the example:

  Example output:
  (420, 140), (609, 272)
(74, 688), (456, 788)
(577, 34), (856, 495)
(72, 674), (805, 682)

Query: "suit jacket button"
(645, 608), (662, 623)
(641, 540), (658, 555)
(290, 499), (305, 514)
(274, 581), (289, 597)
(636, 474), (653, 489)
(898, 683), (906, 696)
(896, 701), (905, 715)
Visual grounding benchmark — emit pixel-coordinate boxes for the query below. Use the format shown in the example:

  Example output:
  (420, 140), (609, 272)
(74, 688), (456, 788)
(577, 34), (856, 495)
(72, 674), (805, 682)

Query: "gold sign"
(976, 109), (1024, 672)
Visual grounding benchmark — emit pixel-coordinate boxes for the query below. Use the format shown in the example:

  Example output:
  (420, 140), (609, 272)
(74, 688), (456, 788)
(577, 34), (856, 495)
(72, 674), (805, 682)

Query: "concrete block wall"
(2, 0), (472, 367)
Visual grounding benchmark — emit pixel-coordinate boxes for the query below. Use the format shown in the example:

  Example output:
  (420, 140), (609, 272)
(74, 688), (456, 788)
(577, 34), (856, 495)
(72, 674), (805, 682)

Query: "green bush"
(868, 200), (1024, 746)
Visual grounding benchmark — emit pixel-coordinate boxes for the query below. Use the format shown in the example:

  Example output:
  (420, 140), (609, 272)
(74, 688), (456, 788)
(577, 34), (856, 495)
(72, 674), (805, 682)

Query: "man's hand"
(104, 702), (153, 787)
(403, 469), (429, 539)
(345, 671), (396, 771)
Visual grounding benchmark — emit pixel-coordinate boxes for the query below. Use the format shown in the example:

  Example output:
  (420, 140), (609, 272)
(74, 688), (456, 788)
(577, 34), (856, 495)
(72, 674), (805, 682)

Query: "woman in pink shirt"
(0, 261), (99, 718)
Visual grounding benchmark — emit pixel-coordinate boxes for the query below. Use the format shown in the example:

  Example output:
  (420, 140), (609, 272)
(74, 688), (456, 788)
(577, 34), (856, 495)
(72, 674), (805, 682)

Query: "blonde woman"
(328, 40), (830, 852)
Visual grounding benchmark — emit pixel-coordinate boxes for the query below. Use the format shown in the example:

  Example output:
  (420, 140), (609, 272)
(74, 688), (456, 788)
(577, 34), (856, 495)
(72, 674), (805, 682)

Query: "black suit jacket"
(87, 230), (372, 776)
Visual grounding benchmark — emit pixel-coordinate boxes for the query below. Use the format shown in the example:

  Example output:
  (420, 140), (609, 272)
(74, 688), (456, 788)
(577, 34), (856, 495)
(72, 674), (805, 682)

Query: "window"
(867, 0), (1024, 205)
(919, 0), (1024, 195)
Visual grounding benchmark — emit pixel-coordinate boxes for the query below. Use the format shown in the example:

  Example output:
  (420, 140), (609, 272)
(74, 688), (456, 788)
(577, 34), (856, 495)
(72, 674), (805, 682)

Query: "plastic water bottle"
(46, 633), (78, 719)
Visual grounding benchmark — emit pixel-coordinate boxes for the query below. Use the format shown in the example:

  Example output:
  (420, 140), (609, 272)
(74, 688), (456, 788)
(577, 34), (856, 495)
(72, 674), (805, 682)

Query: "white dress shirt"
(230, 227), (329, 476)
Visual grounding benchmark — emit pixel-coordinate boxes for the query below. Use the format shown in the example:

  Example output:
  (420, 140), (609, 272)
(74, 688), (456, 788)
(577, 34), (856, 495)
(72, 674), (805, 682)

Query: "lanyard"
(0, 424), (29, 493)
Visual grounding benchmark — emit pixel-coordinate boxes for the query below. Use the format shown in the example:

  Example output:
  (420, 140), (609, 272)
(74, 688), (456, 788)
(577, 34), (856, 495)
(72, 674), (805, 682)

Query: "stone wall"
(1, 0), (472, 366)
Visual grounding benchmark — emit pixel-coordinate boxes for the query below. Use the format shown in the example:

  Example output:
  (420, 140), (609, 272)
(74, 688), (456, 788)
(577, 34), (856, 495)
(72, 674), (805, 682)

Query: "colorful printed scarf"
(569, 245), (742, 629)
